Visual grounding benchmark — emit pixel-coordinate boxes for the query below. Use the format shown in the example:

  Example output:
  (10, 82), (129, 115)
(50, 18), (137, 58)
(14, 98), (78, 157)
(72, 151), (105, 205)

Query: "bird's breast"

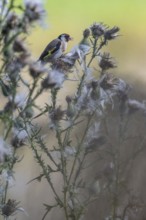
(53, 48), (62, 59)
(61, 41), (67, 52)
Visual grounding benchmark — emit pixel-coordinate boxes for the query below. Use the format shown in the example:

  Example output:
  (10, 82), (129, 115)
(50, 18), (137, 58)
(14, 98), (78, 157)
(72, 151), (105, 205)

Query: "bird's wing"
(39, 39), (61, 61)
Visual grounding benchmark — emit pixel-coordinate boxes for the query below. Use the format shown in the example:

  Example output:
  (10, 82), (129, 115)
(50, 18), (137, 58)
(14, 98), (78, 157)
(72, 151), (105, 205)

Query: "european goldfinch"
(38, 33), (72, 63)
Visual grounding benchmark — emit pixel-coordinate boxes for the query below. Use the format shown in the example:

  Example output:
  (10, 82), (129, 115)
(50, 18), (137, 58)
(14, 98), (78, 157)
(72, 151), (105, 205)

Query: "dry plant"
(0, 0), (146, 220)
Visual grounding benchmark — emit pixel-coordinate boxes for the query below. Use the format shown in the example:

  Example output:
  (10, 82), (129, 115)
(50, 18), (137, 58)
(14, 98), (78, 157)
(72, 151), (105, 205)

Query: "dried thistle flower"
(49, 106), (65, 127)
(0, 169), (15, 189)
(91, 80), (98, 90)
(3, 101), (16, 113)
(29, 62), (46, 78)
(51, 55), (77, 72)
(41, 77), (55, 89)
(5, 59), (22, 78)
(75, 84), (90, 111)
(12, 125), (29, 142)
(16, 52), (30, 67)
(0, 138), (11, 163)
(66, 95), (72, 104)
(99, 53), (117, 71)
(99, 73), (118, 90)
(112, 78), (130, 95)
(11, 136), (25, 148)
(127, 99), (146, 114)
(15, 92), (28, 109)
(24, 0), (46, 23)
(5, 53), (30, 79)
(41, 70), (65, 89)
(23, 107), (34, 118)
(104, 26), (120, 41)
(63, 146), (76, 158)
(12, 118), (31, 145)
(13, 38), (27, 53)
(49, 106), (65, 121)
(2, 12), (19, 34)
(88, 80), (100, 100)
(90, 22), (107, 39)
(75, 83), (100, 113)
(66, 96), (76, 118)
(2, 199), (20, 216)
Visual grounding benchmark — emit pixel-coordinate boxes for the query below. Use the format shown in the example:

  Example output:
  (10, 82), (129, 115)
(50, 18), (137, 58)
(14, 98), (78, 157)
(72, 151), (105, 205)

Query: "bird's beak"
(69, 36), (73, 41)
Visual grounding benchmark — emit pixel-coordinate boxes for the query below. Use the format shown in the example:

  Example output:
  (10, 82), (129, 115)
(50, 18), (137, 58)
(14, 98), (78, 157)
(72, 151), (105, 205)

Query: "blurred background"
(27, 0), (146, 85)
(11, 0), (146, 219)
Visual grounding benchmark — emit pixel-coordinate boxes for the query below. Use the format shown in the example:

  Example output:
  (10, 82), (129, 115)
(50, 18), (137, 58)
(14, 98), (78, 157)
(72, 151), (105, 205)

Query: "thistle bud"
(83, 28), (90, 38)
(90, 22), (106, 39)
(13, 39), (27, 53)
(99, 52), (116, 71)
(104, 26), (120, 40)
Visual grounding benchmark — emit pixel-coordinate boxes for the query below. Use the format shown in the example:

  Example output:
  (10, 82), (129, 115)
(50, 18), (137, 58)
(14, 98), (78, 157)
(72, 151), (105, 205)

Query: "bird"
(38, 33), (72, 63)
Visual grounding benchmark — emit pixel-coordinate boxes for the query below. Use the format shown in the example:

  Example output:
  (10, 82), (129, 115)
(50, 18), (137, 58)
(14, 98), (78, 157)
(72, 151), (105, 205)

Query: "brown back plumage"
(39, 38), (61, 61)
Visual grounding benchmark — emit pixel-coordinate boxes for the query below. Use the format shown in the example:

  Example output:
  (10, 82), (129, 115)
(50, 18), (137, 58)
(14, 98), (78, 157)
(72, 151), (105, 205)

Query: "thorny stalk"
(0, 2), (146, 220)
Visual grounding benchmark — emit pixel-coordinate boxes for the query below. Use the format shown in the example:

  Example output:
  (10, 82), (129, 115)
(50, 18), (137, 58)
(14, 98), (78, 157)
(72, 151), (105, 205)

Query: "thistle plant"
(0, 0), (46, 218)
(0, 1), (146, 220)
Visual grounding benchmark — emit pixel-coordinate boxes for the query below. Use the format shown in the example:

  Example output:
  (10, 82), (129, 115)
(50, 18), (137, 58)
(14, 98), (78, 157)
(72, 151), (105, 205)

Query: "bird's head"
(58, 33), (73, 42)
